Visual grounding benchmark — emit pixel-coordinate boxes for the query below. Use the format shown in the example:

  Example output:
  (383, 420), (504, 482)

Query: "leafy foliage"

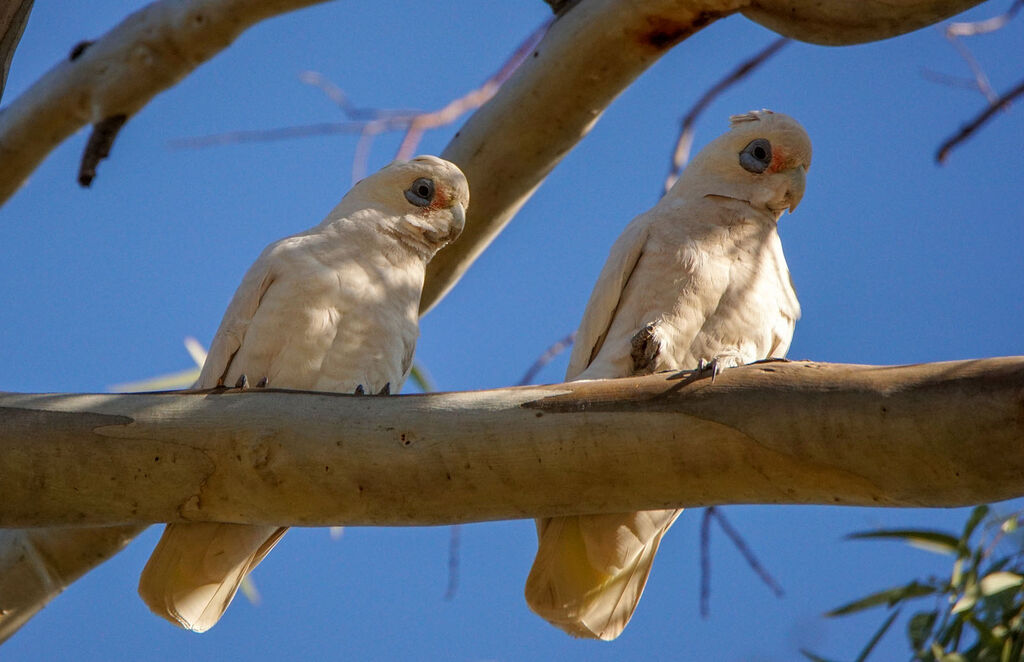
(804, 506), (1024, 662)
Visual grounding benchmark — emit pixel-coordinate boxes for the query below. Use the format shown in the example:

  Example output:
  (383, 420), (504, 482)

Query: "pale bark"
(0, 0), (33, 101)
(0, 0), (327, 203)
(3, 358), (1022, 529)
(421, 0), (985, 312)
(741, 0), (985, 45)
(0, 526), (143, 643)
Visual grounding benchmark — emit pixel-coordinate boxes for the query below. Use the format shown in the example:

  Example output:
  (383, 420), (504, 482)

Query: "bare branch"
(0, 525), (144, 643)
(944, 31), (998, 103)
(421, 0), (749, 313)
(2, 357), (1023, 530)
(443, 525), (461, 601)
(664, 37), (788, 193)
(0, 0), (33, 102)
(936, 76), (1024, 163)
(698, 507), (783, 618)
(699, 508), (712, 618)
(0, 0), (328, 205)
(708, 507), (784, 598)
(741, 0), (986, 46)
(517, 331), (576, 385)
(174, 20), (550, 185)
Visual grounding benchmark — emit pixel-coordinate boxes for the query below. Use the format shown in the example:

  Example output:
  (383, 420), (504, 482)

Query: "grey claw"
(354, 384), (365, 395)
(377, 382), (391, 396)
(235, 374), (249, 389)
(696, 358), (721, 383)
(256, 377), (268, 388)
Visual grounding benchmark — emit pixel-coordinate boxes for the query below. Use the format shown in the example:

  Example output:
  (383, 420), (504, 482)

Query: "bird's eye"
(739, 139), (772, 174)
(404, 178), (435, 207)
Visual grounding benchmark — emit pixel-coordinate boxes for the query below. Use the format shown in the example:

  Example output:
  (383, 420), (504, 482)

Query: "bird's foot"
(377, 382), (391, 396)
(630, 322), (661, 376)
(235, 374), (249, 389)
(255, 376), (268, 388)
(695, 358), (722, 383)
(354, 384), (366, 395)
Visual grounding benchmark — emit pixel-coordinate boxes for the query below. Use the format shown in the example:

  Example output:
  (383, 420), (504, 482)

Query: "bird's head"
(349, 155), (469, 256)
(674, 110), (812, 220)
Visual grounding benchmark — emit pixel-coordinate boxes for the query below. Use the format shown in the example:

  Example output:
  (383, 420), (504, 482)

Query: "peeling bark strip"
(1, 358), (1022, 530)
(0, 0), (328, 204)
(78, 114), (127, 186)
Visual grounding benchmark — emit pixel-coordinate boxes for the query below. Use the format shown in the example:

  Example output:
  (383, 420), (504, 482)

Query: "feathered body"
(526, 110), (812, 640)
(138, 155), (469, 632)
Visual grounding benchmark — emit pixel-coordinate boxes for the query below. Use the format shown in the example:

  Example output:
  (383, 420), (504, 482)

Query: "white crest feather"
(729, 108), (775, 127)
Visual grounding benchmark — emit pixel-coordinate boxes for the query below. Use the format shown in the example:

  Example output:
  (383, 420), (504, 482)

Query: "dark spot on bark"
(324, 465), (330, 473)
(642, 18), (689, 50)
(154, 456), (160, 462)
(69, 40), (93, 61)
(535, 411), (543, 418)
(641, 11), (723, 50)
(832, 496), (840, 502)
(357, 484), (364, 493)
(445, 472), (451, 480)
(532, 50), (539, 58)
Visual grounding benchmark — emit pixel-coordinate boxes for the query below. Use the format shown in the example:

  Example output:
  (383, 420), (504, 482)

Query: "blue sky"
(2, 1), (1022, 660)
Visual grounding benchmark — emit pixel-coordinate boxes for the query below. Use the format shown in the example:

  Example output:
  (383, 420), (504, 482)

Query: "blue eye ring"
(739, 139), (772, 174)
(404, 178), (435, 207)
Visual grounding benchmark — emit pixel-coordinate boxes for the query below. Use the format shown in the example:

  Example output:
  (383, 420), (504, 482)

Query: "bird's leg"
(377, 382), (391, 396)
(235, 374), (249, 389)
(630, 322), (661, 376)
(353, 385), (365, 395)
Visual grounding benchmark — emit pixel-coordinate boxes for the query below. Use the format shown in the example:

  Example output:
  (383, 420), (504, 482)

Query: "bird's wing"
(193, 245), (280, 389)
(565, 216), (651, 380)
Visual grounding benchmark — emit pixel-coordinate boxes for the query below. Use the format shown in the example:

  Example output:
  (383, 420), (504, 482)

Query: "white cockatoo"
(137, 155), (469, 632)
(524, 110), (811, 640)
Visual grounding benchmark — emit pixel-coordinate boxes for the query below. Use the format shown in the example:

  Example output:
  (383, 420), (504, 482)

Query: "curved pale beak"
(784, 165), (807, 213)
(447, 202), (466, 243)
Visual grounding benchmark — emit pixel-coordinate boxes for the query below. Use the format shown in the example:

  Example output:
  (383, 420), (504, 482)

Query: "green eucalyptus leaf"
(961, 506), (991, 545)
(855, 608), (901, 662)
(827, 581), (937, 616)
(846, 529), (960, 556)
(980, 572), (1024, 597)
(909, 610), (939, 650)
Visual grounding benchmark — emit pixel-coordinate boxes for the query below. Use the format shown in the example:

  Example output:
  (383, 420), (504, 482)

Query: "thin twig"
(936, 76), (1024, 163)
(664, 37), (788, 193)
(443, 525), (461, 601)
(517, 331), (576, 386)
(709, 508), (784, 598)
(945, 0), (1023, 37)
(699, 508), (712, 618)
(920, 68), (989, 93)
(944, 32), (998, 103)
(171, 18), (551, 186)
